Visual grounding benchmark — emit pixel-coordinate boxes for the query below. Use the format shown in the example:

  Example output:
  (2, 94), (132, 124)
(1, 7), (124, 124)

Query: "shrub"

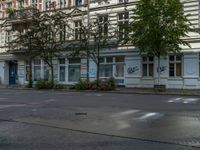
(34, 79), (54, 89)
(74, 78), (116, 91)
(74, 79), (90, 90)
(99, 78), (116, 91)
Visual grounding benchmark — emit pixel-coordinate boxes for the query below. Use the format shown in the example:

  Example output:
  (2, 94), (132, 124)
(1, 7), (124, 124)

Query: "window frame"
(169, 55), (182, 78)
(142, 56), (154, 77)
(118, 11), (129, 39)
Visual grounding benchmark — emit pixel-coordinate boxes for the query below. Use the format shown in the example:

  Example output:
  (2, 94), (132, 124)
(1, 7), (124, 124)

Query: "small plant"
(74, 78), (116, 91)
(74, 79), (90, 90)
(34, 79), (52, 89)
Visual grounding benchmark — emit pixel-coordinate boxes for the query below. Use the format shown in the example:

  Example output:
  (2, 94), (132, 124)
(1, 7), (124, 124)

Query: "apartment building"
(0, 0), (200, 89)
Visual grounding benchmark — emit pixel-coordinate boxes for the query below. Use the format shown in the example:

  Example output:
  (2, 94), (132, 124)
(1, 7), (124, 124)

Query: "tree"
(127, 0), (196, 85)
(7, 6), (39, 88)
(69, 16), (118, 86)
(11, 9), (70, 87)
(30, 11), (69, 87)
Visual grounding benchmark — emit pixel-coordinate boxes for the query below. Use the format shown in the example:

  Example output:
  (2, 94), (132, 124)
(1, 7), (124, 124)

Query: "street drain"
(75, 113), (87, 116)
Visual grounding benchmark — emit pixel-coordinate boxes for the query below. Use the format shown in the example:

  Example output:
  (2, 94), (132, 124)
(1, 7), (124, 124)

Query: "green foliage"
(74, 80), (90, 90)
(74, 78), (116, 91)
(98, 78), (116, 91)
(34, 79), (50, 89)
(34, 79), (65, 89)
(127, 0), (196, 57)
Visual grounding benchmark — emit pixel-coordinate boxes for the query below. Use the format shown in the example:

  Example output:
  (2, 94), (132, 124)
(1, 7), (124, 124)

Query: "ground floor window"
(169, 55), (182, 77)
(44, 64), (50, 80)
(25, 60), (30, 81)
(99, 56), (125, 84)
(59, 58), (66, 82)
(68, 58), (80, 82)
(33, 59), (41, 80)
(142, 56), (154, 77)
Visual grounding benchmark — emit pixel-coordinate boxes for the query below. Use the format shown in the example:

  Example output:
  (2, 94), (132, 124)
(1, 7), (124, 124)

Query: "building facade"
(0, 0), (200, 89)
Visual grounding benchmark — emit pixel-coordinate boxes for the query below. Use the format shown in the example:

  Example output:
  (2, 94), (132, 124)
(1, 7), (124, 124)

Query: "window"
(6, 31), (12, 43)
(142, 56), (154, 77)
(45, 0), (51, 10)
(60, 25), (66, 41)
(98, 15), (108, 36)
(118, 12), (129, 39)
(169, 55), (182, 77)
(25, 60), (31, 81)
(59, 59), (65, 82)
(68, 58), (80, 82)
(33, 59), (41, 80)
(75, 0), (82, 6)
(74, 20), (82, 40)
(32, 0), (37, 8)
(59, 0), (66, 8)
(44, 62), (50, 80)
(99, 56), (124, 78)
(115, 56), (124, 77)
(119, 0), (128, 3)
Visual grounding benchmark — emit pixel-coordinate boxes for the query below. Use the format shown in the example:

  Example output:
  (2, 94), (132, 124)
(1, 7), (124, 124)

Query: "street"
(0, 89), (199, 150)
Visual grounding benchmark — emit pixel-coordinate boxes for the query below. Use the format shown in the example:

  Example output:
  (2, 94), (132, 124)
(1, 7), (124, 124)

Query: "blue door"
(9, 61), (17, 85)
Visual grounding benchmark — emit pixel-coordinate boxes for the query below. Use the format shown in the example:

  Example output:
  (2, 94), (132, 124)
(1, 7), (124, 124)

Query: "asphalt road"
(0, 89), (199, 150)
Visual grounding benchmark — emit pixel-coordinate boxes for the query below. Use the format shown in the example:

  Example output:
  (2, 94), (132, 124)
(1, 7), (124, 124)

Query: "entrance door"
(114, 63), (125, 85)
(9, 61), (17, 85)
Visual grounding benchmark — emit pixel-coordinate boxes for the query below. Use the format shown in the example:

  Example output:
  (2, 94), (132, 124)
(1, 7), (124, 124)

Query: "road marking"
(168, 97), (199, 104)
(0, 104), (27, 109)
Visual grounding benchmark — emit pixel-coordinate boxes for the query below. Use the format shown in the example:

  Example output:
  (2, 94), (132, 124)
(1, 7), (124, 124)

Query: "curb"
(0, 87), (200, 96)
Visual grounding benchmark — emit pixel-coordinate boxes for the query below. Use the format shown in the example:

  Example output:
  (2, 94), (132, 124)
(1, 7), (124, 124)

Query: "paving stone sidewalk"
(1, 84), (200, 96)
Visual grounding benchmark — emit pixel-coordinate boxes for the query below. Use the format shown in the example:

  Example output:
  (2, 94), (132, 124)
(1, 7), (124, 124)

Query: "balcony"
(6, 7), (38, 31)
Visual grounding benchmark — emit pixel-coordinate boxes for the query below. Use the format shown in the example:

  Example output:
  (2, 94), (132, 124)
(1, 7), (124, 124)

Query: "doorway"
(9, 61), (17, 85)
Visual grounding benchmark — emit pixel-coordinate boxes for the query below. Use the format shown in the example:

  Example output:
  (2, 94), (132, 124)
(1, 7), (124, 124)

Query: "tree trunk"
(86, 48), (89, 82)
(28, 58), (33, 88)
(96, 45), (100, 88)
(157, 55), (161, 85)
(50, 61), (54, 88)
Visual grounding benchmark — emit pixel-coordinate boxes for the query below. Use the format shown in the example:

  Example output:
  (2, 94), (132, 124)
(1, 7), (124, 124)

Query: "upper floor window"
(142, 56), (154, 77)
(169, 55), (182, 77)
(32, 0), (38, 8)
(118, 11), (129, 39)
(75, 0), (82, 6)
(119, 0), (128, 3)
(45, 0), (51, 10)
(59, 0), (66, 8)
(74, 20), (82, 40)
(98, 15), (108, 36)
(60, 25), (66, 41)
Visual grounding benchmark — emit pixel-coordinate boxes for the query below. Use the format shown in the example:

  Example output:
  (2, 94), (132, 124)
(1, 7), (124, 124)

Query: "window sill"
(168, 77), (183, 80)
(141, 77), (154, 80)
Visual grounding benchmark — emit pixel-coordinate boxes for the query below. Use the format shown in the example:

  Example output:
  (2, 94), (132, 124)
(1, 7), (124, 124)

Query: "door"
(9, 61), (17, 85)
(114, 63), (125, 85)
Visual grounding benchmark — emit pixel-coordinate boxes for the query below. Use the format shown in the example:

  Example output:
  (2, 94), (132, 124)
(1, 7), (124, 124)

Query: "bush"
(99, 78), (116, 91)
(74, 79), (90, 90)
(35, 79), (51, 89)
(34, 79), (59, 89)
(74, 78), (116, 91)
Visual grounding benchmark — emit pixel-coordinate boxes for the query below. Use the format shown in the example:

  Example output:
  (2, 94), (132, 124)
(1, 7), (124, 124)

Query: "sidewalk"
(0, 85), (200, 96)
(113, 87), (200, 96)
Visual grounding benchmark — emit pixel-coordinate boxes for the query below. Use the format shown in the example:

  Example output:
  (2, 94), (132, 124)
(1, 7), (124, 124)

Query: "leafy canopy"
(128, 0), (195, 57)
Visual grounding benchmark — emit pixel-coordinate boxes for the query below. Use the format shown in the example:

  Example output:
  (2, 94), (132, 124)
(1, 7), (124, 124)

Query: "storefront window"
(59, 59), (65, 82)
(68, 58), (80, 82)
(34, 59), (41, 80)
(99, 56), (125, 80)
(25, 60), (30, 81)
(100, 64), (113, 77)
